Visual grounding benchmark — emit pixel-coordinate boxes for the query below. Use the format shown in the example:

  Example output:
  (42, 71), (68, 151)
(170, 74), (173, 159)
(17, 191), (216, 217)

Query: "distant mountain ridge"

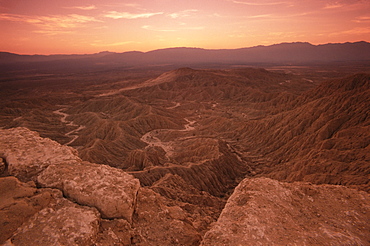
(1, 41), (370, 72)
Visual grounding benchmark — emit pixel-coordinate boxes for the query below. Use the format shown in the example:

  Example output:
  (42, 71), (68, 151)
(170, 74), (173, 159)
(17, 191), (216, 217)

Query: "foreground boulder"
(0, 177), (52, 243)
(37, 161), (140, 221)
(201, 177), (370, 245)
(1, 176), (100, 246)
(9, 195), (100, 246)
(0, 127), (81, 181)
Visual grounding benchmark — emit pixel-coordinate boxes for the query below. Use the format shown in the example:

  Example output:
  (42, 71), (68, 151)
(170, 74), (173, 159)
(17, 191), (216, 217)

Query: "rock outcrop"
(133, 187), (202, 245)
(0, 176), (101, 246)
(37, 161), (140, 221)
(0, 127), (81, 181)
(9, 197), (100, 246)
(201, 177), (370, 246)
(1, 128), (370, 245)
(0, 157), (5, 174)
(0, 128), (221, 245)
(0, 177), (51, 243)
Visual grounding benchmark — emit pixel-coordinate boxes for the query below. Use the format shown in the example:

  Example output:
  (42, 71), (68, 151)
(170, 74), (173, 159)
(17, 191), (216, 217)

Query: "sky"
(0, 0), (370, 55)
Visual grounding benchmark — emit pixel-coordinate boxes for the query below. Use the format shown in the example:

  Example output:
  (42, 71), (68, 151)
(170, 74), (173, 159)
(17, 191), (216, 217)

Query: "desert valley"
(0, 42), (370, 245)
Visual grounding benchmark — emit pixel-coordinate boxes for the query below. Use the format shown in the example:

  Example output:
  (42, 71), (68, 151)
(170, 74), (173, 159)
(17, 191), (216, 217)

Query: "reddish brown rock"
(37, 161), (140, 221)
(201, 177), (370, 246)
(95, 219), (138, 246)
(133, 187), (202, 246)
(8, 198), (100, 246)
(0, 127), (81, 181)
(0, 157), (5, 175)
(151, 173), (225, 235)
(0, 177), (45, 244)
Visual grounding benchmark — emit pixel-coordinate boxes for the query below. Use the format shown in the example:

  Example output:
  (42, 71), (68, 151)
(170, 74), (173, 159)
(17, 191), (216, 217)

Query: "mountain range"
(1, 41), (370, 72)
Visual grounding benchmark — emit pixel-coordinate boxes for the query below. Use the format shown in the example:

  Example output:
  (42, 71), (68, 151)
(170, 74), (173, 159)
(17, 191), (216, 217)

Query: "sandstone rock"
(95, 219), (142, 246)
(133, 187), (202, 246)
(151, 174), (225, 234)
(0, 127), (81, 181)
(0, 177), (40, 243)
(9, 198), (100, 246)
(37, 161), (140, 221)
(0, 176), (83, 245)
(201, 177), (370, 246)
(0, 157), (5, 175)
(151, 173), (225, 209)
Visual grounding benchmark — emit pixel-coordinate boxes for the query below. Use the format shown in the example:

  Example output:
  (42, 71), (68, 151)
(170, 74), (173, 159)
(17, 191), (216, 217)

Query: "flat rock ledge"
(37, 161), (140, 221)
(0, 176), (101, 246)
(201, 177), (370, 246)
(0, 127), (81, 181)
(8, 193), (100, 246)
(0, 127), (140, 222)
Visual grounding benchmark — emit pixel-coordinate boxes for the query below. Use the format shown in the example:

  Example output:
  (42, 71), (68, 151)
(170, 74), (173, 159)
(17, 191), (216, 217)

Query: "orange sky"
(1, 0), (370, 55)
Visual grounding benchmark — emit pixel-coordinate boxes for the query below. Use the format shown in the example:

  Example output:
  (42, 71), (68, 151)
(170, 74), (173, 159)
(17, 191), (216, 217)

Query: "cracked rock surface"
(1, 127), (370, 246)
(0, 127), (81, 181)
(10, 198), (100, 246)
(37, 161), (140, 221)
(201, 177), (370, 246)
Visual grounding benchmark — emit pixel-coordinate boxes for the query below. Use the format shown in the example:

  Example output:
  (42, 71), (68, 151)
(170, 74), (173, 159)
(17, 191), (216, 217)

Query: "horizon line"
(1, 40), (369, 56)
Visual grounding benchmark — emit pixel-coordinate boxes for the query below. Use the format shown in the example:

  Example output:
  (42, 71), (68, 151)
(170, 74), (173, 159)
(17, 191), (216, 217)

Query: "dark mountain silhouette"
(1, 41), (369, 73)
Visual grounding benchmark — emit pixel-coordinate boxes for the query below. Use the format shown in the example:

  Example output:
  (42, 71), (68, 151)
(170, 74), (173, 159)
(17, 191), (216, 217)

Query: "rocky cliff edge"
(1, 127), (369, 245)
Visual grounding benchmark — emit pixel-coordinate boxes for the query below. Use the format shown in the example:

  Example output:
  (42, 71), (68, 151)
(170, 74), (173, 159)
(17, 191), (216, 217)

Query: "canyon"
(0, 48), (370, 245)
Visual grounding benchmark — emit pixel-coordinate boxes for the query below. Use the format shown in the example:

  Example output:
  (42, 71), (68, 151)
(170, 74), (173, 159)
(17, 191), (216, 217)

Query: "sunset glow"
(1, 0), (370, 54)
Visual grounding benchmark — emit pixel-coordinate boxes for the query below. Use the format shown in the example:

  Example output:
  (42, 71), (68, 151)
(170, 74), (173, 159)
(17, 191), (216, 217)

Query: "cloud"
(353, 16), (370, 23)
(168, 9), (198, 19)
(329, 27), (370, 36)
(323, 3), (344, 9)
(0, 13), (22, 22)
(142, 24), (204, 32)
(33, 30), (74, 35)
(0, 13), (101, 35)
(230, 1), (291, 6)
(91, 41), (139, 47)
(248, 14), (272, 19)
(123, 3), (141, 8)
(37, 14), (101, 29)
(67, 5), (97, 10)
(0, 13), (100, 25)
(100, 3), (142, 9)
(142, 25), (177, 32)
(322, 1), (370, 11)
(104, 11), (163, 19)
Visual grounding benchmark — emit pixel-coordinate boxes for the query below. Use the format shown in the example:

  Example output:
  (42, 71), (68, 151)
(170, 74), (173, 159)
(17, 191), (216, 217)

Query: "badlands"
(0, 64), (369, 245)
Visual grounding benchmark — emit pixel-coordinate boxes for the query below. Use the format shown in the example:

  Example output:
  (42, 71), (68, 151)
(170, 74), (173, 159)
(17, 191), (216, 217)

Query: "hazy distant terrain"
(0, 42), (370, 245)
(1, 41), (370, 73)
